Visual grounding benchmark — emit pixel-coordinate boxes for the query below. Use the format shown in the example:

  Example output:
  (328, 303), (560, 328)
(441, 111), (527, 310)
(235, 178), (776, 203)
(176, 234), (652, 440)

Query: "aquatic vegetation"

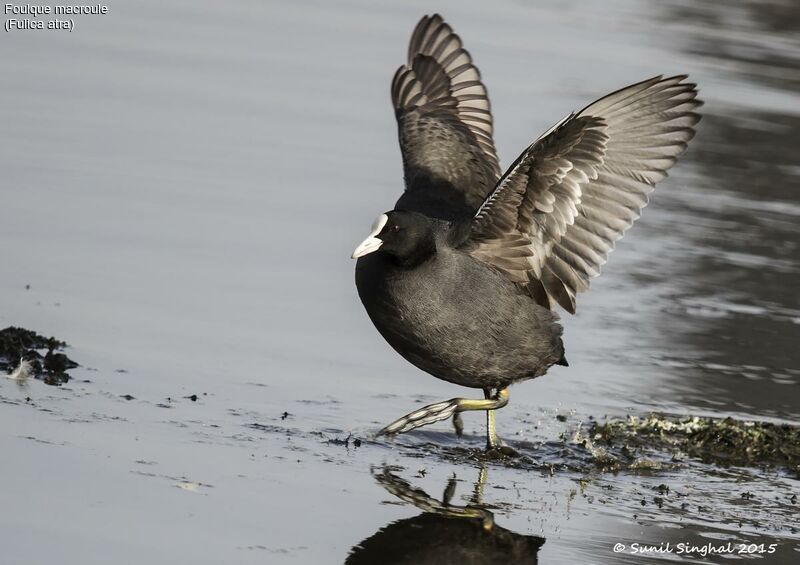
(589, 414), (800, 475)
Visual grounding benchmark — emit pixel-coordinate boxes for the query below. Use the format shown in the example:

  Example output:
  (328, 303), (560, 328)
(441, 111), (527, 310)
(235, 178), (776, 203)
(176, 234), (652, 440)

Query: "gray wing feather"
(465, 75), (702, 313)
(393, 14), (501, 216)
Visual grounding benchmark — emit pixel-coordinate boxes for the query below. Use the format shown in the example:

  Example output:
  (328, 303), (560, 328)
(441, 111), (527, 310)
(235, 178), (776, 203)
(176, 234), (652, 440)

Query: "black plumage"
(356, 212), (565, 390)
(353, 14), (701, 444)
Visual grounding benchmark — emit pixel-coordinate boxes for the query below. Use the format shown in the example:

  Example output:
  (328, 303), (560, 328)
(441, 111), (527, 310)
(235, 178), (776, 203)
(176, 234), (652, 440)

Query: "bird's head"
(351, 210), (437, 266)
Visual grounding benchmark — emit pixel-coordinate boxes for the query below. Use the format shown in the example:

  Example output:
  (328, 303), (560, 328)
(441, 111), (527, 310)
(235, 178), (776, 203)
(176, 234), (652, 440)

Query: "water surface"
(1, 0), (798, 563)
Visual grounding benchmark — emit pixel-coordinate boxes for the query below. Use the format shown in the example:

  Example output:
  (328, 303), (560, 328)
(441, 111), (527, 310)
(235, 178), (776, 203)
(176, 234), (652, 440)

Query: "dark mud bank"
(0, 326), (79, 385)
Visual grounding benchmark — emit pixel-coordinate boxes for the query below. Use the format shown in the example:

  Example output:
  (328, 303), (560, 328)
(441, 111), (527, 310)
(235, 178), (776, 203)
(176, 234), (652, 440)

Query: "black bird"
(353, 14), (701, 449)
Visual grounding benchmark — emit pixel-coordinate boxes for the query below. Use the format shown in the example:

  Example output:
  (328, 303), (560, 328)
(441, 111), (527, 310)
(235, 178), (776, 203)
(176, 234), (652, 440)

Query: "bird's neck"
(394, 235), (437, 269)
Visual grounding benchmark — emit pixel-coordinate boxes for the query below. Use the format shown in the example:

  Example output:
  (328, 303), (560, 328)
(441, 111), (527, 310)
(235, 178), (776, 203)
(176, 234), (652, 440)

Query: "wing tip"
(409, 14), (453, 63)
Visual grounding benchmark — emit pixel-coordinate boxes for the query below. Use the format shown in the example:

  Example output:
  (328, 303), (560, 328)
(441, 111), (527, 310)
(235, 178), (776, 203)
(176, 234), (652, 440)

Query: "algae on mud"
(0, 326), (79, 386)
(588, 414), (800, 475)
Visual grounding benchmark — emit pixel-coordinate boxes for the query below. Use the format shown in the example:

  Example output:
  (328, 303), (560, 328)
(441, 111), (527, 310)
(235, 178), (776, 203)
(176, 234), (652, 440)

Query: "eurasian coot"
(353, 14), (701, 449)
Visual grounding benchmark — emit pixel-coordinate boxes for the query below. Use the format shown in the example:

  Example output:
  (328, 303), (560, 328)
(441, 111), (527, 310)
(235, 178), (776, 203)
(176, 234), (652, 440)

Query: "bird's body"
(356, 229), (564, 390)
(351, 14), (701, 448)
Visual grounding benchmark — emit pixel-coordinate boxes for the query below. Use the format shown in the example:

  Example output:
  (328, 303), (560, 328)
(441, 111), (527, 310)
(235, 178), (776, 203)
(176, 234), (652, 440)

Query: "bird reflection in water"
(346, 467), (545, 564)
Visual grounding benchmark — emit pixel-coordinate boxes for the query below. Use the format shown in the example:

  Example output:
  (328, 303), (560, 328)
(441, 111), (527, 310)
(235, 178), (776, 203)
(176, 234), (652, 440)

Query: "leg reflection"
(345, 466), (545, 564)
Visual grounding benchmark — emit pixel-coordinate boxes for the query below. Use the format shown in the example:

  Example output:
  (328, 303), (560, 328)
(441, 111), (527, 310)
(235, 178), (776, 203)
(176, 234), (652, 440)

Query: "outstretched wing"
(392, 14), (501, 219)
(464, 75), (702, 313)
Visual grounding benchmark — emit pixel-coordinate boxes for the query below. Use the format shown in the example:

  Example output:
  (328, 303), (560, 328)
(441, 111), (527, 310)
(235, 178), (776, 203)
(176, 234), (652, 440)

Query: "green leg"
(452, 412), (464, 437)
(378, 388), (509, 445)
(484, 388), (501, 450)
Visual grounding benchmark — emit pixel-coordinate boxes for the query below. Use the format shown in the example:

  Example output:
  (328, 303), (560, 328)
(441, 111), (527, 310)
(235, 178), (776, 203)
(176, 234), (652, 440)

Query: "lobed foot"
(377, 389), (510, 451)
(377, 398), (461, 436)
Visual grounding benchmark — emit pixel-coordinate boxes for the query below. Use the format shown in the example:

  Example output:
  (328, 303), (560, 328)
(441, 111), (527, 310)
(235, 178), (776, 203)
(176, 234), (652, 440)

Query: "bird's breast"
(355, 249), (562, 388)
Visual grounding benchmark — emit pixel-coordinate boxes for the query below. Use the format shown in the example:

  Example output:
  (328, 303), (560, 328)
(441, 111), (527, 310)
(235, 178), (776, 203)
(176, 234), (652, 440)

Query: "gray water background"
(1, 0), (798, 563)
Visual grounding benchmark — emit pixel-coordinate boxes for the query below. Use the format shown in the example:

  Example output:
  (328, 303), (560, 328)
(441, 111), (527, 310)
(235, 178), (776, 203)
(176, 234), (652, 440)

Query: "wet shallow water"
(1, 0), (798, 563)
